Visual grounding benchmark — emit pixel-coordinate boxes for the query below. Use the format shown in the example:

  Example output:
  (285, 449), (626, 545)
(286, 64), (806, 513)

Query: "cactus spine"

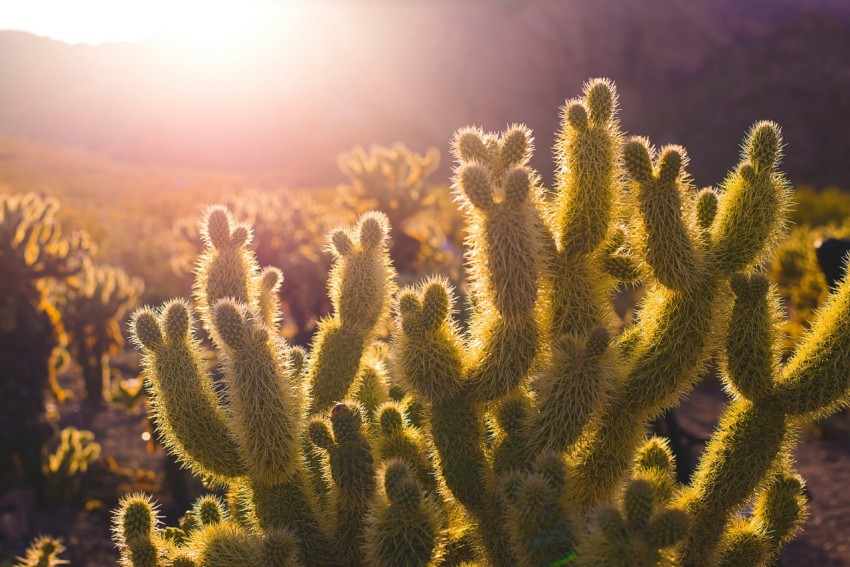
(116, 80), (850, 566)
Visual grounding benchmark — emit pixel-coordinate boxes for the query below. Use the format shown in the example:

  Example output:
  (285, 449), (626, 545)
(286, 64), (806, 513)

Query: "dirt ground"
(1, 370), (848, 566)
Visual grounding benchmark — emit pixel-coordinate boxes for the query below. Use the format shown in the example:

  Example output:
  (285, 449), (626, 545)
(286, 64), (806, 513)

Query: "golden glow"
(0, 0), (282, 47)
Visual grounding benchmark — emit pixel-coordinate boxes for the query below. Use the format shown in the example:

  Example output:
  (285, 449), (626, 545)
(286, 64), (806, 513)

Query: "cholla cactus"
(338, 143), (461, 279)
(53, 263), (144, 402)
(172, 188), (346, 345)
(43, 427), (102, 505)
(14, 535), (68, 567)
(0, 192), (91, 496)
(117, 80), (850, 566)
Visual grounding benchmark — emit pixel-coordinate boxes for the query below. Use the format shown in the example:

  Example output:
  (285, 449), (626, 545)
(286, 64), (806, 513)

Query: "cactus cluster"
(42, 426), (102, 505)
(52, 263), (144, 402)
(0, 192), (91, 496)
(117, 80), (850, 566)
(338, 143), (461, 279)
(172, 188), (345, 345)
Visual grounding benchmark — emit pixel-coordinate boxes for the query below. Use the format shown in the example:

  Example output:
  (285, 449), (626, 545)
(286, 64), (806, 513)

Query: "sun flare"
(0, 0), (286, 48)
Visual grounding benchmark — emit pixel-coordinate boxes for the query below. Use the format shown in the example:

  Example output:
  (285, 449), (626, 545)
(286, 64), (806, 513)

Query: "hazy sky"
(0, 0), (284, 44)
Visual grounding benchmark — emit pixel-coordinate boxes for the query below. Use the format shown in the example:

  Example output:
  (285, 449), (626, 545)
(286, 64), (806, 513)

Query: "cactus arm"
(775, 273), (850, 418)
(710, 122), (790, 275)
(131, 302), (245, 481)
(624, 139), (705, 292)
(453, 127), (543, 402)
(306, 213), (395, 413)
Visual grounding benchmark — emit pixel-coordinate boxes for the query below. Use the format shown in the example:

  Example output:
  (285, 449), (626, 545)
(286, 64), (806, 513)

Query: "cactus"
(53, 263), (143, 402)
(338, 143), (463, 279)
(14, 535), (68, 567)
(115, 79), (850, 566)
(0, 192), (91, 497)
(42, 426), (101, 505)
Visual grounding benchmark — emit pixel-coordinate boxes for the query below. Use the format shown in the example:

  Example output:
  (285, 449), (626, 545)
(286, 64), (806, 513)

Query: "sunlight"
(0, 0), (282, 47)
(165, 1), (271, 52)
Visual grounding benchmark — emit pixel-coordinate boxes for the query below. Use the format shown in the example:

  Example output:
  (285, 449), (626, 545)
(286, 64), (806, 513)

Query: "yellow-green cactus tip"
(230, 225), (250, 247)
(204, 207), (232, 250)
(586, 78), (615, 125)
(378, 402), (405, 435)
(746, 121), (782, 172)
(696, 188), (719, 230)
(359, 212), (389, 251)
(565, 101), (589, 132)
(624, 138), (653, 182)
(504, 167), (531, 206)
(398, 289), (422, 315)
(260, 267), (282, 292)
(455, 127), (488, 163)
(162, 300), (190, 341)
(211, 300), (246, 348)
(740, 162), (757, 185)
(383, 459), (415, 499)
(637, 437), (673, 472)
(658, 146), (685, 184)
(331, 401), (363, 442)
(132, 309), (162, 350)
(115, 492), (157, 542)
(329, 228), (353, 257)
(421, 281), (449, 331)
(459, 163), (494, 211)
(193, 495), (227, 526)
(308, 418), (334, 449)
(500, 125), (531, 167)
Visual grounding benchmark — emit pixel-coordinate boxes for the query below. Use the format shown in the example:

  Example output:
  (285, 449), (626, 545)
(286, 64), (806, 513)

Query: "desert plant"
(338, 143), (463, 281)
(0, 192), (91, 497)
(172, 188), (345, 345)
(115, 80), (850, 567)
(14, 535), (68, 567)
(42, 427), (102, 505)
(52, 263), (144, 402)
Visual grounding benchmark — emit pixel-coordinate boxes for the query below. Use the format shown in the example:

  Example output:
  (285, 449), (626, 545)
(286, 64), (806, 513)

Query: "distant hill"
(1, 0), (850, 188)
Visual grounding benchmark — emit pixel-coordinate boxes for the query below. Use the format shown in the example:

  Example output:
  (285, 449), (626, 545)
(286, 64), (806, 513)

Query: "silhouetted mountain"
(1, 0), (849, 187)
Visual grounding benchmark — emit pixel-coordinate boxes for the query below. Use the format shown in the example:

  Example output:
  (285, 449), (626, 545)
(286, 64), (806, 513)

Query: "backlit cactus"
(53, 263), (144, 402)
(14, 535), (68, 567)
(0, 192), (91, 497)
(115, 79), (850, 566)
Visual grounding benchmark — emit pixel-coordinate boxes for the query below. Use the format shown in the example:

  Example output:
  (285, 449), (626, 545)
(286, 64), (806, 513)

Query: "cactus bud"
(459, 164), (494, 211)
(586, 78), (615, 125)
(623, 138), (653, 183)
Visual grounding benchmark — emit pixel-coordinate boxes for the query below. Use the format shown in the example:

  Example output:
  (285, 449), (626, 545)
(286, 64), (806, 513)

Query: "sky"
(0, 0), (286, 45)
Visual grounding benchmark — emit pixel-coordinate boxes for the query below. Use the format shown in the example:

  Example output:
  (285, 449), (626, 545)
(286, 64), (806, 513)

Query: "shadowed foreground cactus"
(116, 80), (850, 566)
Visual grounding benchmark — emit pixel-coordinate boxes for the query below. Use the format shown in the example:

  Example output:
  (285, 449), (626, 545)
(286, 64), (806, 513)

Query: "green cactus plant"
(14, 535), (68, 567)
(52, 263), (144, 402)
(337, 143), (463, 282)
(115, 79), (850, 566)
(0, 192), (91, 497)
(42, 426), (101, 505)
